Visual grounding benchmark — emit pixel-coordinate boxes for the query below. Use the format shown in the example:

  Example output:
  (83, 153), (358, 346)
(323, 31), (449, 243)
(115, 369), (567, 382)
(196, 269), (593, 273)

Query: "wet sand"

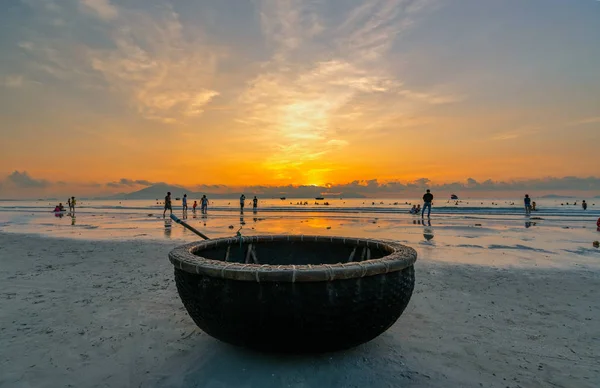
(1, 232), (598, 387)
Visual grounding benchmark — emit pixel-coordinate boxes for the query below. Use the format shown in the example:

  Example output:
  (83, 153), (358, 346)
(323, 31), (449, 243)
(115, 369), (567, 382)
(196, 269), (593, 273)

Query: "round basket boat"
(168, 235), (417, 352)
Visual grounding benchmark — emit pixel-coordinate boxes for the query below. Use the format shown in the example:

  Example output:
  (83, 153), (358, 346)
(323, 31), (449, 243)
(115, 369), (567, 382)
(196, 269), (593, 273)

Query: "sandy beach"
(1, 215), (599, 388)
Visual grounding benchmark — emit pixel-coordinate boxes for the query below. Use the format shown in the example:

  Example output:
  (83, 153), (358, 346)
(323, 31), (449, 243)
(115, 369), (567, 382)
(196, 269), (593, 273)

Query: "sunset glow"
(1, 0), (599, 198)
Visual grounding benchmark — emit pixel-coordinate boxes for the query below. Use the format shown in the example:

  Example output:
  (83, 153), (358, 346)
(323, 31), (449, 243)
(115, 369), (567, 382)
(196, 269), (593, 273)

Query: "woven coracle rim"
(168, 235), (417, 283)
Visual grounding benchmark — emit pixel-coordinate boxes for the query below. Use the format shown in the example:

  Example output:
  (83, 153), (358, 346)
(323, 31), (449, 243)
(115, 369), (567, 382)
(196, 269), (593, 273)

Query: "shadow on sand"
(148, 333), (428, 388)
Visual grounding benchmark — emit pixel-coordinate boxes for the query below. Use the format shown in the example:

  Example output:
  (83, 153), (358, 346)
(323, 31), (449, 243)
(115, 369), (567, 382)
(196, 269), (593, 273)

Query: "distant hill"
(104, 183), (194, 200)
(102, 183), (251, 200)
(101, 183), (368, 200)
(540, 194), (576, 199)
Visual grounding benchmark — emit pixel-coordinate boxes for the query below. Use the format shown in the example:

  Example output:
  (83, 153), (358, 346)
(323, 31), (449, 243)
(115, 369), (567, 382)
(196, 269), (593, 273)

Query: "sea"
(0, 197), (596, 219)
(1, 197), (598, 264)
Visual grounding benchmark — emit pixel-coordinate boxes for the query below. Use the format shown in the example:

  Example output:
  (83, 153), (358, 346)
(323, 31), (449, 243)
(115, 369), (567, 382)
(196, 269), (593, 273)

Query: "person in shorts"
(163, 192), (172, 217)
(201, 195), (209, 213)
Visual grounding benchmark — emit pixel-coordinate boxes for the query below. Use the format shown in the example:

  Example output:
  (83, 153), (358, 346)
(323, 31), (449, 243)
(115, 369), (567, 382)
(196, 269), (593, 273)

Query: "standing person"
(240, 194), (246, 212)
(524, 194), (532, 215)
(201, 195), (209, 214)
(192, 200), (198, 212)
(422, 190), (433, 218)
(582, 200), (588, 210)
(67, 197), (72, 213)
(182, 194), (188, 211)
(71, 197), (76, 214)
(163, 192), (172, 217)
(252, 196), (258, 210)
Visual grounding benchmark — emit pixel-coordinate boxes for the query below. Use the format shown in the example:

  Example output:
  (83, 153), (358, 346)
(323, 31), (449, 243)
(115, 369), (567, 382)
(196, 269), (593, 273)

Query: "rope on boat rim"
(383, 260), (390, 273)
(325, 264), (335, 281)
(220, 263), (235, 278)
(358, 262), (367, 277)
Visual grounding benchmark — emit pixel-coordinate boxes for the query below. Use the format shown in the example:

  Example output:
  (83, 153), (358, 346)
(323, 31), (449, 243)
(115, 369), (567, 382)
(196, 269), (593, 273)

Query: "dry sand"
(1, 232), (599, 388)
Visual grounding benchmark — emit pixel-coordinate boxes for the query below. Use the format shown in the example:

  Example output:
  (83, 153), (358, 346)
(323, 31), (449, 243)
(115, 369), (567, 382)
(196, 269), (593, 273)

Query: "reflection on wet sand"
(413, 219), (431, 226)
(423, 227), (434, 241)
(164, 218), (172, 238)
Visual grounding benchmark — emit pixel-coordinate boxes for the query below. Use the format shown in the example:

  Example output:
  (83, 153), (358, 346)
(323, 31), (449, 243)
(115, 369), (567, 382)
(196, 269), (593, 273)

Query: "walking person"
(182, 194), (188, 211)
(71, 196), (76, 214)
(201, 195), (209, 214)
(163, 192), (172, 217)
(422, 189), (433, 218)
(524, 194), (532, 215)
(192, 200), (198, 212)
(240, 194), (246, 212)
(252, 196), (258, 210)
(67, 197), (72, 213)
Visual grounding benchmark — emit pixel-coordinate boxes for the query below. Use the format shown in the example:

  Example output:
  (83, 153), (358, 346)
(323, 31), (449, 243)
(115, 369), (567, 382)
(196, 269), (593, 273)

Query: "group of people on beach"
(525, 196), (588, 215)
(162, 192), (260, 218)
(409, 204), (421, 214)
(418, 191), (593, 218)
(52, 196), (76, 216)
(239, 194), (259, 213)
(163, 192), (209, 217)
(407, 190), (434, 218)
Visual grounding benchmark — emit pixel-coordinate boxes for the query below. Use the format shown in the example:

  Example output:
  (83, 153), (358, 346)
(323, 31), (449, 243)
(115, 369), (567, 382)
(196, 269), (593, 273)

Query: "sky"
(0, 0), (599, 198)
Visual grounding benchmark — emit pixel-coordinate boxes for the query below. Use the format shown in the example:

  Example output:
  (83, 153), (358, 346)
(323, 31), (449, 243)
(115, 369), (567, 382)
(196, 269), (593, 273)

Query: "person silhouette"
(163, 192), (172, 217)
(422, 190), (433, 218)
(201, 195), (209, 214)
(524, 194), (532, 215)
(240, 194), (246, 212)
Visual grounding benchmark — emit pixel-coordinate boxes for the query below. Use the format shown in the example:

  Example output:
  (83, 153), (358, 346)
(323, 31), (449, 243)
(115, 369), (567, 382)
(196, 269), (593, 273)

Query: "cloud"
(17, 0), (220, 123)
(491, 126), (539, 141)
(238, 0), (450, 182)
(106, 178), (155, 188)
(87, 7), (220, 122)
(5, 171), (49, 188)
(335, 0), (431, 61)
(398, 89), (463, 105)
(429, 176), (600, 193)
(210, 176), (600, 197)
(2, 173), (600, 198)
(2, 75), (24, 88)
(568, 117), (600, 126)
(79, 0), (118, 21)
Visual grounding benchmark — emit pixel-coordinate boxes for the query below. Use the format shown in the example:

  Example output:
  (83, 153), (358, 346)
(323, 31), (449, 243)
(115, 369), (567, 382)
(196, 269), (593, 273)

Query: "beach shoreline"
(1, 231), (599, 387)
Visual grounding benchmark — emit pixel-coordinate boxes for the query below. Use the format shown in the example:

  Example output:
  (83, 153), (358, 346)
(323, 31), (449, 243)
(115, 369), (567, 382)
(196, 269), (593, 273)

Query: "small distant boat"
(175, 197), (181, 201)
(280, 197), (286, 200)
(315, 197), (324, 200)
(451, 194), (459, 200)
